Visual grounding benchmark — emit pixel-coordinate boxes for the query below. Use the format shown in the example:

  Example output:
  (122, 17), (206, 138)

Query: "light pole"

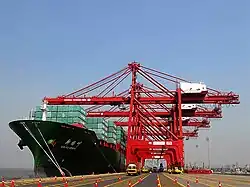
(206, 137), (211, 169)
(195, 144), (199, 168)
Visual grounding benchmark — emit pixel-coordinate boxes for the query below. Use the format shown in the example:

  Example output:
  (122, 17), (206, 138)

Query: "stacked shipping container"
(107, 121), (117, 144)
(116, 126), (126, 150)
(34, 105), (87, 124)
(85, 118), (108, 142)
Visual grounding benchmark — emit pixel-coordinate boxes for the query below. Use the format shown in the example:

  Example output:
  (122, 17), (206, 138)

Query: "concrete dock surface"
(1, 172), (250, 186)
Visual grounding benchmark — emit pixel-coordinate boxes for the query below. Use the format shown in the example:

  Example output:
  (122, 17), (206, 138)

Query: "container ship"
(9, 105), (126, 177)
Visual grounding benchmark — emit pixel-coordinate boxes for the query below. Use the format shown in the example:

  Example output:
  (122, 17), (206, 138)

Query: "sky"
(0, 0), (249, 169)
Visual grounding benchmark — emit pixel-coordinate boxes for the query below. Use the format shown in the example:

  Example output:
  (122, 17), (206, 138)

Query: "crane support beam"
(43, 94), (239, 105)
(142, 130), (198, 137)
(114, 120), (210, 127)
(87, 111), (222, 118)
(183, 132), (198, 137)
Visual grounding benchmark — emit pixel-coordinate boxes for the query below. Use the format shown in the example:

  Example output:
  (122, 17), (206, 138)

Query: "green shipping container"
(44, 116), (85, 125)
(116, 134), (126, 139)
(49, 111), (57, 118)
(35, 106), (42, 111)
(107, 138), (116, 144)
(86, 123), (107, 130)
(107, 121), (116, 128)
(37, 105), (87, 116)
(107, 132), (116, 139)
(116, 127), (125, 134)
(108, 126), (116, 134)
(86, 118), (108, 126)
(72, 117), (85, 124)
(35, 117), (42, 120)
(95, 133), (107, 141)
(44, 105), (56, 111)
(91, 128), (107, 135)
(34, 111), (42, 118)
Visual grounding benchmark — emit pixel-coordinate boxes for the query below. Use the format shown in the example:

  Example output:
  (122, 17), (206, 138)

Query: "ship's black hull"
(9, 120), (125, 177)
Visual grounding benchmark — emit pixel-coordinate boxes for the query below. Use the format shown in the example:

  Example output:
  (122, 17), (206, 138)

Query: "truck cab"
(168, 166), (183, 174)
(126, 163), (141, 176)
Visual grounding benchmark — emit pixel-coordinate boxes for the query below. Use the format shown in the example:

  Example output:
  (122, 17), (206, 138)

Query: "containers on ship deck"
(107, 121), (117, 144)
(33, 105), (87, 125)
(116, 126), (126, 149)
(33, 105), (127, 148)
(86, 118), (108, 141)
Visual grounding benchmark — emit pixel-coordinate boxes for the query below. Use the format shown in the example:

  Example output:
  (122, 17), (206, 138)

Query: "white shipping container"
(182, 117), (190, 121)
(181, 104), (197, 110)
(180, 82), (207, 94)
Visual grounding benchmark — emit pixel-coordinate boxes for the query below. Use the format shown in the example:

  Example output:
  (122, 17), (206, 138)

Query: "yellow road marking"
(45, 175), (125, 187)
(44, 180), (95, 187)
(5, 173), (126, 186)
(131, 174), (150, 187)
(171, 174), (212, 187)
(197, 174), (248, 186)
(156, 174), (162, 187)
(162, 173), (186, 187)
(103, 175), (139, 187)
(196, 174), (250, 184)
(171, 174), (236, 187)
(183, 174), (235, 187)
(103, 174), (147, 187)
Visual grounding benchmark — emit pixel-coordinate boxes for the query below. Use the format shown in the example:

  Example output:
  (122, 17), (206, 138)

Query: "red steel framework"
(43, 62), (240, 169)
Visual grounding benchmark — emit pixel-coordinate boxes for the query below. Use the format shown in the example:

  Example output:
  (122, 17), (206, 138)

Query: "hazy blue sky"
(0, 0), (249, 168)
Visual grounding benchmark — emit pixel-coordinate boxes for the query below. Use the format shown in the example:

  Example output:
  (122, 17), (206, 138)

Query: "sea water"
(0, 168), (34, 179)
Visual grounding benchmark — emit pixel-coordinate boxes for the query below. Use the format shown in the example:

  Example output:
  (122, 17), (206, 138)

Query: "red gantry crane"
(42, 62), (240, 171)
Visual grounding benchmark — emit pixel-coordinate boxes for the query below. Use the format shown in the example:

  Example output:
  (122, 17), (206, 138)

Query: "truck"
(168, 166), (183, 174)
(126, 163), (141, 176)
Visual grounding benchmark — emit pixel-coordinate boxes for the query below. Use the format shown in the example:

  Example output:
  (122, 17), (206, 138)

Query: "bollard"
(156, 178), (160, 187)
(81, 176), (84, 181)
(10, 180), (15, 187)
(195, 176), (199, 183)
(128, 180), (132, 187)
(1, 177), (5, 187)
(174, 177), (177, 184)
(186, 181), (190, 187)
(139, 177), (142, 183)
(37, 179), (42, 187)
(157, 177), (160, 184)
(94, 180), (98, 187)
(218, 181), (222, 187)
(64, 180), (68, 187)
